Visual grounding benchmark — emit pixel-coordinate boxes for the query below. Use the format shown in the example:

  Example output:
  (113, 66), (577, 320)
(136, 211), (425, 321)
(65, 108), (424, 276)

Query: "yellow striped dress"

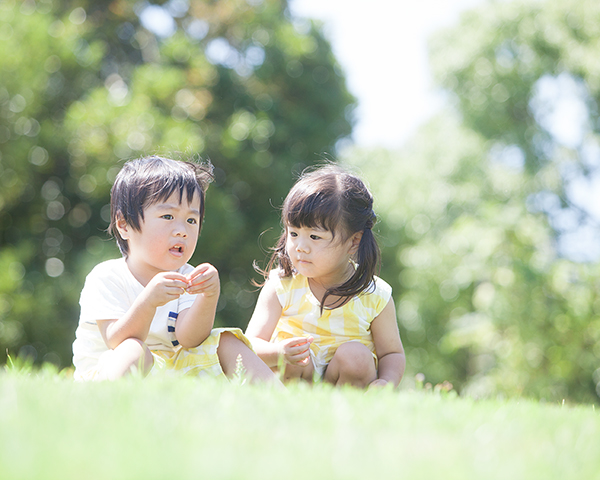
(269, 269), (392, 378)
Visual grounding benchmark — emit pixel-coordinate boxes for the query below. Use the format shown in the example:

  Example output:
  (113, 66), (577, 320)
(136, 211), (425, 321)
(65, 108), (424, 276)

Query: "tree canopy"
(344, 0), (600, 403)
(429, 0), (600, 261)
(0, 0), (355, 367)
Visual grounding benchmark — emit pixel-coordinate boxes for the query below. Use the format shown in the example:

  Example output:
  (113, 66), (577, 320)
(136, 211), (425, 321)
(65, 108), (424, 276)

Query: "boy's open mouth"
(171, 245), (184, 254)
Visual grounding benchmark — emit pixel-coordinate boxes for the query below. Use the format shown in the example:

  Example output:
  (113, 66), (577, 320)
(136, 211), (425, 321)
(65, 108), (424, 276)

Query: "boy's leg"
(323, 342), (377, 388)
(98, 338), (154, 380)
(217, 332), (284, 387)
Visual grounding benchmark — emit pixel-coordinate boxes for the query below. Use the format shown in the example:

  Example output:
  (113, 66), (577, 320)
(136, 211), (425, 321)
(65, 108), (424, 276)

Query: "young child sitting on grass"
(72, 155), (281, 386)
(245, 164), (405, 389)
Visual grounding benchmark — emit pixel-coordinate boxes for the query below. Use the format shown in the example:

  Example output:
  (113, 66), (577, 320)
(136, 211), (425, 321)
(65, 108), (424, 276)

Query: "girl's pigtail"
(322, 222), (381, 309)
(353, 226), (381, 291)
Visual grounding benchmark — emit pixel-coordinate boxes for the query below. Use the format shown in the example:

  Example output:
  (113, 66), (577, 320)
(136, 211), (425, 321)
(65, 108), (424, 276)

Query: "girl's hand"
(144, 271), (189, 307)
(278, 336), (313, 366)
(185, 263), (220, 297)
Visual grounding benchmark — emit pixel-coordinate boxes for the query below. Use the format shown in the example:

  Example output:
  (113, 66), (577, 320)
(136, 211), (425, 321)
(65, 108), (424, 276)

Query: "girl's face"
(117, 191), (201, 285)
(285, 223), (361, 287)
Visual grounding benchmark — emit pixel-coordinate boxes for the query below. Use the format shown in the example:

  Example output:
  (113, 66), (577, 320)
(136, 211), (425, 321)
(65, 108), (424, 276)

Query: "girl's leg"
(217, 332), (284, 388)
(280, 360), (314, 383)
(323, 342), (377, 388)
(98, 338), (154, 381)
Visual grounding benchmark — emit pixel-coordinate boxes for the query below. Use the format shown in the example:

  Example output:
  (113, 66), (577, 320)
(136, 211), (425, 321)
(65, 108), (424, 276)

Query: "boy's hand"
(185, 263), (220, 297)
(279, 336), (313, 366)
(145, 271), (189, 307)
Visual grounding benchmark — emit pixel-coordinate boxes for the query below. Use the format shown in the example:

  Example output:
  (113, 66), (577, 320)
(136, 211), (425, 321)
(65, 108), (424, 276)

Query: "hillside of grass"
(1, 369), (599, 480)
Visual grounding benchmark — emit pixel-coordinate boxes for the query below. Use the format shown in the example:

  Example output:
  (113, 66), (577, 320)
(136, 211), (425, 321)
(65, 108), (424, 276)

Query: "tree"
(345, 113), (600, 403)
(429, 0), (600, 261)
(343, 0), (600, 403)
(0, 0), (355, 367)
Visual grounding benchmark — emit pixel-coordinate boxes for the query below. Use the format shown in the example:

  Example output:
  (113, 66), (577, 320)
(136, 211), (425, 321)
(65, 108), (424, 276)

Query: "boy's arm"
(369, 297), (406, 389)
(174, 263), (220, 348)
(98, 271), (189, 349)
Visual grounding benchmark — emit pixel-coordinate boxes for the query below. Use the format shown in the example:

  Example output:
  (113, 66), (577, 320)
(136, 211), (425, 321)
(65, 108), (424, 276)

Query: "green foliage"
(0, 0), (354, 366)
(415, 0), (600, 402)
(1, 374), (599, 479)
(429, 0), (600, 210)
(345, 110), (600, 403)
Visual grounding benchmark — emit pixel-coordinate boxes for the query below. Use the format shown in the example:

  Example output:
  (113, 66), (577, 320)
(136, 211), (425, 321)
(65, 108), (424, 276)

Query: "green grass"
(1, 368), (599, 480)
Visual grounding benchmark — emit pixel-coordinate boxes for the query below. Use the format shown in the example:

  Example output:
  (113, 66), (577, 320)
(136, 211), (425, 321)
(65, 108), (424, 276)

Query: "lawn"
(1, 368), (599, 480)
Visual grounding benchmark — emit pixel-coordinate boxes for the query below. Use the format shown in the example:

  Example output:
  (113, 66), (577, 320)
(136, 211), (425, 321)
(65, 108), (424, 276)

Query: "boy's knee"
(123, 338), (154, 372)
(100, 338), (153, 380)
(216, 331), (240, 352)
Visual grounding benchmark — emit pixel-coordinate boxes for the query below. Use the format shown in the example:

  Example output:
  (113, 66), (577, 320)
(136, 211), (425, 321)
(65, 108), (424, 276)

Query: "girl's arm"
(370, 297), (406, 388)
(98, 271), (189, 349)
(245, 278), (312, 368)
(175, 263), (220, 348)
(245, 278), (284, 367)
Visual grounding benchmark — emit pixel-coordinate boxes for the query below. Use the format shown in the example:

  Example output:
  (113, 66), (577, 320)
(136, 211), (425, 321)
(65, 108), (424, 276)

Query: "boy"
(73, 155), (280, 385)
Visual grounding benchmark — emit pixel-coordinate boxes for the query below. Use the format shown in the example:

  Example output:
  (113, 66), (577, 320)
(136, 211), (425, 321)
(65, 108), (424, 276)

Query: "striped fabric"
(77, 328), (250, 381)
(151, 328), (251, 378)
(269, 269), (392, 377)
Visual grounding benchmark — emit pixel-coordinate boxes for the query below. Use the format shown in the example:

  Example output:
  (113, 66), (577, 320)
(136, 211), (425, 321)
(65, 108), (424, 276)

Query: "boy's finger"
(187, 263), (213, 281)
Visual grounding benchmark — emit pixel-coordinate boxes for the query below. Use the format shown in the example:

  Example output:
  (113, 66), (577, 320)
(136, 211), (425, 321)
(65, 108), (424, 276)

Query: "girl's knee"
(332, 342), (376, 380)
(282, 361), (314, 382)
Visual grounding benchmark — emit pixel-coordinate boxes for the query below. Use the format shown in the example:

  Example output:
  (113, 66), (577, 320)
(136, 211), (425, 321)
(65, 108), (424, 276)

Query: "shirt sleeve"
(269, 268), (290, 309)
(79, 263), (133, 325)
(373, 276), (393, 315)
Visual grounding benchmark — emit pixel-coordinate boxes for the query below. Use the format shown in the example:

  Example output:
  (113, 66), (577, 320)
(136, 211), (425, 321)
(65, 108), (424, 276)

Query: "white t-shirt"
(72, 258), (197, 378)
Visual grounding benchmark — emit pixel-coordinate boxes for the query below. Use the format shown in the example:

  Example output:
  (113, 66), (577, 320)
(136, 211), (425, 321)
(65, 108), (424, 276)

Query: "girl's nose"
(296, 241), (309, 253)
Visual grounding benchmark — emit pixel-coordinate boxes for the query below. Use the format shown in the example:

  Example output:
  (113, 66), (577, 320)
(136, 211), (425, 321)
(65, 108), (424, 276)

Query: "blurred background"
(2, 0), (600, 404)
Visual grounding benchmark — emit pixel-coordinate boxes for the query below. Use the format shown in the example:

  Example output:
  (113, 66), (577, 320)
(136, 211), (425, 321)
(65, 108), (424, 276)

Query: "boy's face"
(117, 191), (202, 284)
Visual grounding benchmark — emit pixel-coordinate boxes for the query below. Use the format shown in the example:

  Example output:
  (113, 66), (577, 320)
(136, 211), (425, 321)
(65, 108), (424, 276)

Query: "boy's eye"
(187, 218), (198, 225)
(162, 214), (174, 220)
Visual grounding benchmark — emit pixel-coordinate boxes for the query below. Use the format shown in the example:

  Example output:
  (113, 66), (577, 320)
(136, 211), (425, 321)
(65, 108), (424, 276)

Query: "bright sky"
(289, 0), (486, 149)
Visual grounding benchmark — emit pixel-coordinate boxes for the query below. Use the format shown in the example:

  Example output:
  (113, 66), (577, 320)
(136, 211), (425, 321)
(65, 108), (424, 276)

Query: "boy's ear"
(115, 213), (130, 239)
(348, 231), (363, 255)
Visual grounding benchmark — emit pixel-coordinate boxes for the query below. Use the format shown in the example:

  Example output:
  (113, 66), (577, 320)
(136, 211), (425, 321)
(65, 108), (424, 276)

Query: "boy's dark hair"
(260, 163), (381, 310)
(108, 155), (214, 257)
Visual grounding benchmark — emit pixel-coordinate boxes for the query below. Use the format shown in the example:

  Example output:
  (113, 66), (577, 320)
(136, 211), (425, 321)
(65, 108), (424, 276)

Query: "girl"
(245, 164), (405, 388)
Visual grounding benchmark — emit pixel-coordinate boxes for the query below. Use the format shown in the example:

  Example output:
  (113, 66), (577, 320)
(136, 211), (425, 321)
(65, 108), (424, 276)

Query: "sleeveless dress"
(269, 269), (392, 378)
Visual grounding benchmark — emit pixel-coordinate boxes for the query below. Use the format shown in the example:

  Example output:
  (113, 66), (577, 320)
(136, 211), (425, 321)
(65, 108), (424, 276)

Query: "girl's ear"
(115, 213), (130, 240)
(348, 231), (363, 255)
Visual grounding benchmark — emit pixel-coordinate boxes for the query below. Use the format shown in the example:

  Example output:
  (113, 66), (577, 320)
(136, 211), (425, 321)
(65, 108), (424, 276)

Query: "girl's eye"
(289, 231), (298, 238)
(310, 235), (321, 240)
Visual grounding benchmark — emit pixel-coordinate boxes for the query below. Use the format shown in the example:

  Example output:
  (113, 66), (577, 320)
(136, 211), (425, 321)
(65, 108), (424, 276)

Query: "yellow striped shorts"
(151, 328), (251, 379)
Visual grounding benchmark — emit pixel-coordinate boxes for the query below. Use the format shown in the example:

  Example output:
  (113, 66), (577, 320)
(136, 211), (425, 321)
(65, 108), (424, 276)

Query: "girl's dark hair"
(108, 155), (214, 257)
(260, 164), (381, 310)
